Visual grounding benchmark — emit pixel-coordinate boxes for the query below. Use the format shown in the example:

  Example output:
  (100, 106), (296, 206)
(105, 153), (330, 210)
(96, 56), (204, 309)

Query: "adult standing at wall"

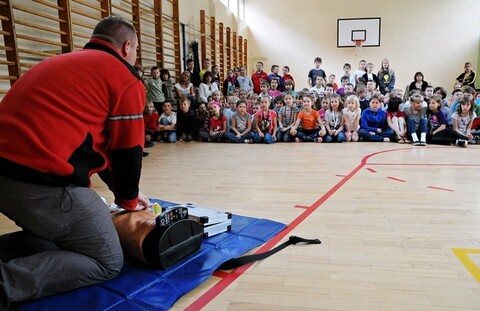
(237, 66), (254, 93)
(377, 58), (396, 95)
(456, 62), (476, 89)
(251, 61), (268, 94)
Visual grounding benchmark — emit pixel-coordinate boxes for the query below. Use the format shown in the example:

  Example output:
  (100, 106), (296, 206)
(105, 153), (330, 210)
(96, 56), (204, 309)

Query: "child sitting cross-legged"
(359, 94), (395, 142)
(208, 102), (227, 142)
(324, 94), (346, 143)
(290, 96), (326, 142)
(277, 92), (298, 142)
(253, 96), (277, 144)
(225, 100), (255, 143)
(342, 95), (361, 142)
(198, 102), (226, 142)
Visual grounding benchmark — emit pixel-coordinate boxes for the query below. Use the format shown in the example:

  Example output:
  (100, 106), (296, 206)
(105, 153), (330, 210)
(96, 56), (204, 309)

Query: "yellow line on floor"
(452, 248), (480, 283)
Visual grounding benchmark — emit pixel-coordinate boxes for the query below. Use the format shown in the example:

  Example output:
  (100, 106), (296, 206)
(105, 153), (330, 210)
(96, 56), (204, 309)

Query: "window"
(230, 0), (238, 17)
(239, 0), (244, 20)
(217, 0), (244, 21)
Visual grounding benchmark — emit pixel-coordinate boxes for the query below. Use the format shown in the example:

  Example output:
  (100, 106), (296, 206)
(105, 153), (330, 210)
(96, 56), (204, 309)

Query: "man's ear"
(121, 39), (131, 58)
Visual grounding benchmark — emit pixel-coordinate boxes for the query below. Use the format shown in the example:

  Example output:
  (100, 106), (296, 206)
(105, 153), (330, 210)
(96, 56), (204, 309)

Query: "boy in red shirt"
(282, 66), (295, 90)
(143, 101), (160, 147)
(251, 61), (268, 94)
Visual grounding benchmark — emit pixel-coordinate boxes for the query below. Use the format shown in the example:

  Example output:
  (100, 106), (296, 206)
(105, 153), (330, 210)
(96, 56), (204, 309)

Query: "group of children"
(142, 58), (480, 149)
(143, 91), (479, 148)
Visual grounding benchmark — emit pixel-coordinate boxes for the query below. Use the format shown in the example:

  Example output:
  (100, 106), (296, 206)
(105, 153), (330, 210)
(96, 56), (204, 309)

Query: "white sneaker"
(456, 139), (467, 147)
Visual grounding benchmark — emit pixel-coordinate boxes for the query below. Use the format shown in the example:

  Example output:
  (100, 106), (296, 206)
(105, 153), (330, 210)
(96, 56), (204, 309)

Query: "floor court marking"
(452, 248), (480, 283)
(427, 186), (454, 192)
(294, 205), (310, 209)
(387, 176), (406, 182)
(186, 147), (479, 310)
(212, 270), (231, 278)
(366, 167), (377, 173)
(368, 163), (480, 167)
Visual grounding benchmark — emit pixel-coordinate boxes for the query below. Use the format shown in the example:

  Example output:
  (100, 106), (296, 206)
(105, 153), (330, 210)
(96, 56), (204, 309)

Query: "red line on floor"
(183, 147), (450, 310)
(212, 270), (231, 278)
(336, 174), (347, 177)
(368, 163), (480, 167)
(387, 176), (406, 182)
(294, 205), (309, 209)
(427, 186), (454, 192)
(366, 168), (377, 173)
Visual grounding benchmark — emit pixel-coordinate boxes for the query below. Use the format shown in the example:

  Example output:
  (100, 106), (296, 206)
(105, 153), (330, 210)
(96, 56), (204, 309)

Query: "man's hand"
(133, 191), (150, 210)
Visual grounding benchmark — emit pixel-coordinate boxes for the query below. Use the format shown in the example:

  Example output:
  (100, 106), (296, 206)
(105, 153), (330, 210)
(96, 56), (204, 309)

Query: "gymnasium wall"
(0, 0), (249, 97)
(177, 0), (248, 63)
(244, 0), (480, 93)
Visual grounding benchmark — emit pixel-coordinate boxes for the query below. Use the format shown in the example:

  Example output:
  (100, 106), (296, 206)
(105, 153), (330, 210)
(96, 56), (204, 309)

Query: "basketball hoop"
(354, 39), (365, 47)
(353, 39), (365, 55)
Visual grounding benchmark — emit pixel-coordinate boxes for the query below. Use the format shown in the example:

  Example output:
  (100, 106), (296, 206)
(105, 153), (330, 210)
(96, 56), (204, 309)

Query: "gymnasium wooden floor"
(1, 142), (479, 310)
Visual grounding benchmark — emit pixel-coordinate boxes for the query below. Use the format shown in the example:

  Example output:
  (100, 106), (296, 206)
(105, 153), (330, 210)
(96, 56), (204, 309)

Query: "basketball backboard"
(337, 17), (381, 48)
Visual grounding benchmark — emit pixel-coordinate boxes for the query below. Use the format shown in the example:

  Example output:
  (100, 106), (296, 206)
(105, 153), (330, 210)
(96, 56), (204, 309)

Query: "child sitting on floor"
(318, 96), (329, 122)
(451, 95), (476, 147)
(342, 95), (361, 142)
(176, 96), (198, 142)
(426, 95), (451, 145)
(277, 92), (298, 142)
(310, 76), (325, 98)
(208, 102), (227, 142)
(158, 101), (177, 143)
(359, 94), (395, 142)
(386, 97), (408, 143)
(223, 96), (238, 132)
(290, 96), (325, 142)
(324, 94), (345, 143)
(143, 101), (160, 147)
(254, 96), (277, 144)
(225, 100), (255, 143)
(269, 78), (283, 100)
(404, 93), (427, 146)
(259, 80), (273, 102)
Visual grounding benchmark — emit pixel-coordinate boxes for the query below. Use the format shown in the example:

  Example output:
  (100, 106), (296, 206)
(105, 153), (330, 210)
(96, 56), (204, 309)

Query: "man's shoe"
(145, 141), (154, 148)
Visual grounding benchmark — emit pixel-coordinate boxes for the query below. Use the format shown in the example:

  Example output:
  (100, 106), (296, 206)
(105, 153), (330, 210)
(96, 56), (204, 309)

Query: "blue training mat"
(19, 200), (286, 311)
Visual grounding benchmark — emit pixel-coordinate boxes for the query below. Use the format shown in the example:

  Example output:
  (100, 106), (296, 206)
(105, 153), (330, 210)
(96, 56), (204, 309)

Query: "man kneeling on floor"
(0, 16), (150, 309)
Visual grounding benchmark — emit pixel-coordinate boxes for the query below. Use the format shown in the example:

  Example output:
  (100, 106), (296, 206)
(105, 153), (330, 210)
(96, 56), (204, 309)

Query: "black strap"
(218, 236), (321, 270)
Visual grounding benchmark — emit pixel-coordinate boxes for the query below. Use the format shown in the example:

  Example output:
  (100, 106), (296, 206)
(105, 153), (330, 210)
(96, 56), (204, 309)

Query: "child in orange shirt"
(290, 96), (326, 142)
